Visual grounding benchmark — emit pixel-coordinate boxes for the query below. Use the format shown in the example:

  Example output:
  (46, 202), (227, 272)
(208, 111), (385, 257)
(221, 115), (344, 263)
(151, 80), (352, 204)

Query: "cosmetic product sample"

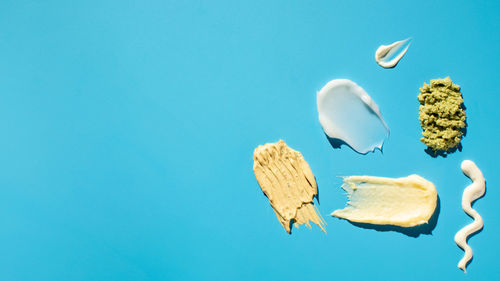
(317, 79), (389, 154)
(332, 175), (438, 227)
(455, 160), (486, 273)
(253, 140), (326, 234)
(375, 38), (411, 68)
(418, 77), (466, 154)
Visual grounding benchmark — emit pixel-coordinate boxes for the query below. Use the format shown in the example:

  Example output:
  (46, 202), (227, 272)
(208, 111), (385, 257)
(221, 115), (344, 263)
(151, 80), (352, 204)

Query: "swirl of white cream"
(454, 160), (486, 273)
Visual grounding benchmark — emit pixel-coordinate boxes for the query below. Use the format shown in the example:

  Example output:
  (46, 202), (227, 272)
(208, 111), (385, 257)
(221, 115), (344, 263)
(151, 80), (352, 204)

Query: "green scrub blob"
(418, 77), (466, 155)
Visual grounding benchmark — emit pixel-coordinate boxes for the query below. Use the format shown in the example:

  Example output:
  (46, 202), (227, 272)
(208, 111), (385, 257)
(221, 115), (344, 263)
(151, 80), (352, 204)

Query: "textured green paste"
(418, 77), (466, 153)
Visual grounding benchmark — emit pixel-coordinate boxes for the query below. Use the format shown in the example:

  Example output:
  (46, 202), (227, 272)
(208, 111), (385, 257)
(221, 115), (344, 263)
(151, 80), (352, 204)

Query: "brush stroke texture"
(332, 175), (437, 227)
(253, 140), (325, 233)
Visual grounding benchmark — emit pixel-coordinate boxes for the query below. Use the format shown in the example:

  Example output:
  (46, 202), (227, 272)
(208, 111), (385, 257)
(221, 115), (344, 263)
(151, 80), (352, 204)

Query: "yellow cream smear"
(253, 140), (326, 234)
(332, 175), (438, 227)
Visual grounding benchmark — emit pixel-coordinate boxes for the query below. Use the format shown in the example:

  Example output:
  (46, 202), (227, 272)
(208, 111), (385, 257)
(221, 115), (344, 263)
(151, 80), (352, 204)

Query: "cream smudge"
(331, 175), (438, 227)
(375, 38), (411, 68)
(317, 79), (389, 154)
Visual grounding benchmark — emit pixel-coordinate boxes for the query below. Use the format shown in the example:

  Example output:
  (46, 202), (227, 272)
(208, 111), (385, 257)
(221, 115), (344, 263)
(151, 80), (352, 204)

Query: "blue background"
(0, 0), (498, 280)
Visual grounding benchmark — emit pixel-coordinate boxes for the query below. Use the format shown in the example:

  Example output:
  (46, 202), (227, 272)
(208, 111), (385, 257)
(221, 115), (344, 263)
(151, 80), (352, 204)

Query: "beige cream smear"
(375, 38), (411, 68)
(253, 140), (326, 233)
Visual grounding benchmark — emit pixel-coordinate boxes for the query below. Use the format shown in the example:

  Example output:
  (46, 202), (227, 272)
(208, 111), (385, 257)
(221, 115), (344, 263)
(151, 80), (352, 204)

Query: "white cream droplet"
(317, 79), (389, 154)
(375, 38), (411, 68)
(454, 160), (486, 273)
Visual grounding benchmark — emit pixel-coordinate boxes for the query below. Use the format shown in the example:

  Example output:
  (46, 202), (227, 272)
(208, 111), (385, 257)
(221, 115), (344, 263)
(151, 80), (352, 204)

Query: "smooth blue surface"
(0, 1), (498, 280)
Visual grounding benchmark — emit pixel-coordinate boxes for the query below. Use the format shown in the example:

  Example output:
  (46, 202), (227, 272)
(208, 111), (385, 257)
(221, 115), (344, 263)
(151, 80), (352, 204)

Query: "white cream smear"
(375, 38), (411, 68)
(454, 160), (486, 273)
(331, 175), (438, 227)
(317, 79), (389, 154)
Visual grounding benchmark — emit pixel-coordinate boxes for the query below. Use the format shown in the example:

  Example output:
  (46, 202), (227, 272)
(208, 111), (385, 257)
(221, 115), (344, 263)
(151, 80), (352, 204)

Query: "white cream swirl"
(454, 160), (486, 273)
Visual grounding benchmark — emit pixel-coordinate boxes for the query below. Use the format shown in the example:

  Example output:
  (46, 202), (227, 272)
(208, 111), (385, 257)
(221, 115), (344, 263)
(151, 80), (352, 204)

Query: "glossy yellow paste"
(253, 140), (326, 233)
(332, 175), (437, 227)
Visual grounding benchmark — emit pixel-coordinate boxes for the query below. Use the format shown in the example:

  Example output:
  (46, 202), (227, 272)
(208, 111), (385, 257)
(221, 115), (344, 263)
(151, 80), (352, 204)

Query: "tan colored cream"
(253, 140), (326, 233)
